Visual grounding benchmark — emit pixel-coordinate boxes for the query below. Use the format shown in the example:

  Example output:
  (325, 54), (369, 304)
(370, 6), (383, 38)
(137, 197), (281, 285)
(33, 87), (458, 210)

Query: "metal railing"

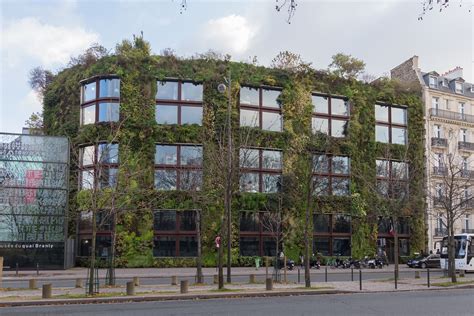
(459, 141), (474, 151)
(431, 137), (448, 147)
(462, 229), (474, 234)
(432, 166), (447, 175)
(430, 108), (474, 124)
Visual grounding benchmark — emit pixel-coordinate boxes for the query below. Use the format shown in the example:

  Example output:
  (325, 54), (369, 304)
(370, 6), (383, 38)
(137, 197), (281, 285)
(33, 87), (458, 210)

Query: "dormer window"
(455, 82), (463, 94)
(440, 79), (448, 87)
(470, 85), (474, 93)
(429, 76), (438, 88)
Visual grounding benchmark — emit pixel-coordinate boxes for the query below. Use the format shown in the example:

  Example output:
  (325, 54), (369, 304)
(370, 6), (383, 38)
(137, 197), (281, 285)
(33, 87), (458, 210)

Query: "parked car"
(407, 254), (440, 269)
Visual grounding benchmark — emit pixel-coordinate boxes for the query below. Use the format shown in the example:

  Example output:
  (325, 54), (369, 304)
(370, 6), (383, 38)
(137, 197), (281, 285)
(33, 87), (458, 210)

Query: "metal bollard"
(133, 276), (140, 286)
(126, 281), (135, 296)
(351, 268), (354, 282)
(415, 271), (420, 279)
(29, 279), (37, 289)
(180, 280), (189, 294)
(394, 269), (398, 290)
(325, 265), (328, 282)
(75, 278), (83, 288)
(283, 256), (287, 283)
(171, 276), (178, 285)
(16, 263), (19, 276)
(213, 274), (218, 284)
(359, 269), (362, 291)
(249, 274), (256, 284)
(427, 268), (430, 288)
(36, 263), (39, 276)
(266, 277), (273, 291)
(298, 268), (300, 283)
(42, 283), (52, 299)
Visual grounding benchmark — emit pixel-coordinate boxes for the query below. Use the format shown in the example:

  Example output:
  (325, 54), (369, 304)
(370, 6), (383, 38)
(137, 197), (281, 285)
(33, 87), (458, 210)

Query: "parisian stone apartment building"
(392, 56), (474, 252)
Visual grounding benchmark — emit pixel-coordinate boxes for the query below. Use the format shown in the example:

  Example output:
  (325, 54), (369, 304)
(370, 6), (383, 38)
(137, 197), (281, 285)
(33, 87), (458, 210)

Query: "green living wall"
(43, 37), (426, 267)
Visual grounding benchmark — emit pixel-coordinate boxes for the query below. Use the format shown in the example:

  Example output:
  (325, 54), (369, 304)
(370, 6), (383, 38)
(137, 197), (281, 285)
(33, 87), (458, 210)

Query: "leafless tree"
(428, 137), (473, 282)
(419, 0), (471, 20)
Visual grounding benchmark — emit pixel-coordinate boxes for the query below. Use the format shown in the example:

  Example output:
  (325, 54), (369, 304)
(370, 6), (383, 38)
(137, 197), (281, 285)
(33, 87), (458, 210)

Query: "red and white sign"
(215, 236), (221, 248)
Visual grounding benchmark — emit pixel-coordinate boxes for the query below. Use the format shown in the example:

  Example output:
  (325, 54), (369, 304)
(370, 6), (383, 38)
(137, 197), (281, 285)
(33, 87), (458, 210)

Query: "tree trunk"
(88, 210), (97, 295)
(448, 215), (457, 283)
(304, 179), (312, 288)
(196, 211), (203, 283)
(108, 211), (117, 286)
(393, 216), (399, 281)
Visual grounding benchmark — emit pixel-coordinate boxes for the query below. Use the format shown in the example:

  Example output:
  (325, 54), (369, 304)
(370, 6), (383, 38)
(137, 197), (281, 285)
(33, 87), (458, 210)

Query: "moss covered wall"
(44, 38), (426, 267)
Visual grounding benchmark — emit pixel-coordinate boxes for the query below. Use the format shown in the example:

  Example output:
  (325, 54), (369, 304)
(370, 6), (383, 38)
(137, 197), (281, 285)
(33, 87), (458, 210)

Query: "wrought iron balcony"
(430, 108), (474, 124)
(460, 169), (474, 178)
(435, 228), (448, 236)
(461, 199), (474, 209)
(462, 229), (474, 234)
(431, 137), (448, 147)
(458, 141), (474, 151)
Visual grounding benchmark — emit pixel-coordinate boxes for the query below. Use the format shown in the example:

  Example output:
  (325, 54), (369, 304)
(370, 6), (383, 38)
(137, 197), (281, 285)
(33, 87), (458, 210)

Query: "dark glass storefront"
(0, 133), (69, 269)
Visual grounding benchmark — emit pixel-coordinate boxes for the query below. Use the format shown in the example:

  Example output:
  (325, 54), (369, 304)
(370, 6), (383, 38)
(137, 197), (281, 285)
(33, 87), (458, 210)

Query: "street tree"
(428, 136), (473, 282)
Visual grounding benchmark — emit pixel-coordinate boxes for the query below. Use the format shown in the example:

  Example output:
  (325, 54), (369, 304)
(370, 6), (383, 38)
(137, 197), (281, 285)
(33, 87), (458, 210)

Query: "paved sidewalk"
(2, 265), (428, 280)
(0, 269), (472, 307)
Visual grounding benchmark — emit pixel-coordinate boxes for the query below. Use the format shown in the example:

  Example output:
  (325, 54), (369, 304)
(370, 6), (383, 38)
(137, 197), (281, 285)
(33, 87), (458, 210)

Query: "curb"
(0, 289), (350, 307)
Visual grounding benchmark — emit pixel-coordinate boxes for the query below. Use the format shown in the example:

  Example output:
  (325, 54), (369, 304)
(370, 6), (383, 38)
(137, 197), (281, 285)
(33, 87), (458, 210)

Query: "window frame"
(239, 211), (280, 257)
(80, 76), (120, 125)
(312, 154), (351, 196)
(79, 142), (119, 190)
(155, 80), (204, 126)
(239, 86), (283, 132)
(154, 143), (203, 191)
(376, 159), (409, 199)
(239, 147), (282, 193)
(311, 93), (349, 138)
(375, 103), (407, 145)
(313, 213), (352, 256)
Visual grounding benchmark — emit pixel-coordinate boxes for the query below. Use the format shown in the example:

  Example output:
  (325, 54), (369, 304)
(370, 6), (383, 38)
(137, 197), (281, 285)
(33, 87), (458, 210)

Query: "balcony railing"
(435, 228), (448, 236)
(433, 166), (447, 176)
(431, 137), (448, 147)
(462, 229), (474, 234)
(430, 108), (474, 124)
(461, 199), (474, 209)
(460, 169), (474, 178)
(458, 141), (474, 151)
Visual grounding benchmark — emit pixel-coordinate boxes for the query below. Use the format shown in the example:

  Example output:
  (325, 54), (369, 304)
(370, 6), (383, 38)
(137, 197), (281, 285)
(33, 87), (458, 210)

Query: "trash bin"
(255, 257), (261, 270)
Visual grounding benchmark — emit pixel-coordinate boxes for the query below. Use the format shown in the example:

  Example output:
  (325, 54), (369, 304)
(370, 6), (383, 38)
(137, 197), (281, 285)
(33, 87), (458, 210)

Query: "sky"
(0, 0), (472, 133)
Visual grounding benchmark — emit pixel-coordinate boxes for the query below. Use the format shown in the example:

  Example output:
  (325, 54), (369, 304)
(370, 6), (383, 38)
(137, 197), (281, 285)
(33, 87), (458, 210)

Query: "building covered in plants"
(42, 38), (426, 267)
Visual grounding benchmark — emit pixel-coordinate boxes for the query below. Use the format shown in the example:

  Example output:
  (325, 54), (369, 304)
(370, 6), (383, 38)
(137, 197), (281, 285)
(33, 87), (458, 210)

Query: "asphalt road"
(2, 288), (473, 316)
(1, 270), (444, 288)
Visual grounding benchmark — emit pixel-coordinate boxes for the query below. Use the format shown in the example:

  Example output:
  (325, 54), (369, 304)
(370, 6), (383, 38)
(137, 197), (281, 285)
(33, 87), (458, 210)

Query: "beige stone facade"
(392, 56), (474, 252)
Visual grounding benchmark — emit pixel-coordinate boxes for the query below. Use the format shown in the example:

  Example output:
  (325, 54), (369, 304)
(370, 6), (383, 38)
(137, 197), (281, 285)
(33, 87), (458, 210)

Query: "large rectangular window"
(313, 214), (351, 256)
(239, 87), (282, 132)
(240, 148), (282, 193)
(80, 77), (120, 125)
(239, 211), (280, 257)
(153, 210), (198, 257)
(156, 80), (203, 126)
(312, 94), (349, 138)
(376, 159), (408, 198)
(375, 103), (407, 145)
(79, 143), (119, 190)
(312, 154), (350, 196)
(154, 144), (202, 191)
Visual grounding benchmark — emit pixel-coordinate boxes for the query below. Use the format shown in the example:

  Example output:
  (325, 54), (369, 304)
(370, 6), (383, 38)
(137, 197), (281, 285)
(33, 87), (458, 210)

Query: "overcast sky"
(1, 0), (472, 133)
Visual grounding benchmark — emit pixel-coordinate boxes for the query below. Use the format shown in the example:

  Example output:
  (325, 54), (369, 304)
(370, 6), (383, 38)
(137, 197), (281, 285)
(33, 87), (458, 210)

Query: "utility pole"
(226, 69), (232, 284)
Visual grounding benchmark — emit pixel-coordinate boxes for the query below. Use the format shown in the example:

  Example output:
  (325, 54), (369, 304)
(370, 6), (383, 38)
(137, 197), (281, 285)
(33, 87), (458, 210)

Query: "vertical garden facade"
(43, 39), (426, 267)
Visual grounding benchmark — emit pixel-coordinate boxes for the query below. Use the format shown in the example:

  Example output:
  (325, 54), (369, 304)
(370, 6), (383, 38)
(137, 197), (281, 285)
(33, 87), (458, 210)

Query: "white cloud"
(201, 15), (257, 55)
(19, 89), (42, 113)
(1, 17), (99, 67)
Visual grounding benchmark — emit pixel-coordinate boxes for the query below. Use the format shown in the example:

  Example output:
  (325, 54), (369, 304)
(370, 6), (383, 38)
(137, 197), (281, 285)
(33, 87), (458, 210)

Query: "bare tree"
(428, 137), (473, 282)
(28, 67), (54, 99)
(419, 0), (472, 20)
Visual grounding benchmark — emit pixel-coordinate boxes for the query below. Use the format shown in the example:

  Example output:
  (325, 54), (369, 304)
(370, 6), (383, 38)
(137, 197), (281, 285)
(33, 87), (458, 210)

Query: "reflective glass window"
(240, 237), (259, 256)
(312, 95), (329, 114)
(179, 236), (197, 257)
(156, 81), (178, 100)
(376, 160), (389, 177)
(240, 213), (259, 232)
(154, 211), (176, 231)
(180, 211), (196, 231)
(392, 161), (408, 179)
(180, 146), (202, 166)
(240, 148), (259, 168)
(153, 236), (176, 257)
(181, 83), (203, 102)
(262, 89), (280, 108)
(313, 214), (330, 233)
(333, 215), (351, 233)
(82, 146), (95, 166)
(312, 117), (328, 135)
(81, 170), (94, 189)
(240, 173), (259, 193)
(332, 178), (350, 196)
(98, 143), (119, 163)
(180, 170), (203, 191)
(154, 170), (177, 190)
(181, 106), (203, 125)
(331, 120), (347, 137)
(99, 79), (120, 98)
(376, 125), (389, 143)
(98, 103), (119, 122)
(155, 145), (177, 165)
(156, 104), (178, 124)
(392, 107), (407, 125)
(332, 156), (350, 174)
(332, 98), (349, 116)
(262, 174), (280, 193)
(83, 82), (96, 102)
(262, 112), (282, 131)
(375, 104), (389, 122)
(240, 87), (259, 105)
(82, 105), (96, 125)
(262, 150), (282, 169)
(313, 238), (330, 256)
(392, 127), (406, 145)
(333, 238), (351, 256)
(99, 168), (118, 188)
(240, 109), (259, 127)
(313, 155), (329, 173)
(313, 176), (329, 195)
